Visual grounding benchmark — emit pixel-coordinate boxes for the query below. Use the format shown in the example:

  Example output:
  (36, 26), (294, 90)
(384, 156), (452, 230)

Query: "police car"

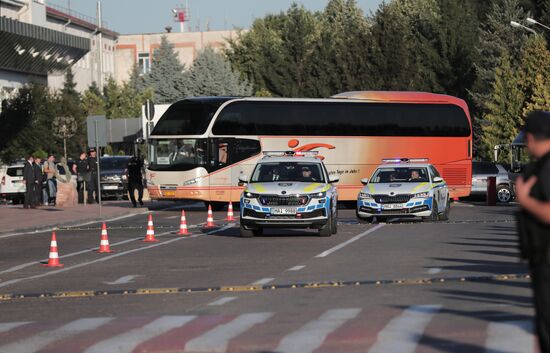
(356, 158), (450, 222)
(239, 151), (339, 237)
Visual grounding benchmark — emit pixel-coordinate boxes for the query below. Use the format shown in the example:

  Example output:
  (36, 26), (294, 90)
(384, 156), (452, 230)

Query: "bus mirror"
(433, 177), (443, 183)
(238, 175), (249, 185)
(360, 178), (370, 185)
(329, 175), (340, 183)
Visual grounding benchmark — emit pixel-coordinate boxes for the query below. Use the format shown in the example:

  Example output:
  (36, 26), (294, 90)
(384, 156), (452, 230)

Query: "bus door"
(208, 138), (234, 202)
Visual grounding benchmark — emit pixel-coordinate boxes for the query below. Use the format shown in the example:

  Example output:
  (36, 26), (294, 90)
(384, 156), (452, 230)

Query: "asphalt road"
(0, 201), (537, 353)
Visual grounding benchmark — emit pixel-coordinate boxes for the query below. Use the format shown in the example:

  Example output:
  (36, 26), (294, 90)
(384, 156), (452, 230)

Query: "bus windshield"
(151, 100), (224, 135)
(370, 167), (429, 183)
(251, 162), (325, 183)
(148, 139), (208, 171)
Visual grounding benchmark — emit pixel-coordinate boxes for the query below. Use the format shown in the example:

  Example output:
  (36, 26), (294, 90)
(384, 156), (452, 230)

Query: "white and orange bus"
(146, 91), (472, 208)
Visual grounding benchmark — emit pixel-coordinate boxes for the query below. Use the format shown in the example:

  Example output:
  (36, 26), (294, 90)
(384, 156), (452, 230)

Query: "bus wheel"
(440, 198), (451, 221)
(423, 200), (439, 222)
(240, 224), (255, 238)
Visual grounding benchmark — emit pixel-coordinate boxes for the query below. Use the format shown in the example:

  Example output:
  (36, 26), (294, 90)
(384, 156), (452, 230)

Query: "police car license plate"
(383, 204), (404, 210)
(272, 208), (297, 215)
(102, 185), (118, 190)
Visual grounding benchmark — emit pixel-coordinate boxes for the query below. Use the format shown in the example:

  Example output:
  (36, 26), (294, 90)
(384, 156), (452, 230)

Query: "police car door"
(430, 166), (447, 211)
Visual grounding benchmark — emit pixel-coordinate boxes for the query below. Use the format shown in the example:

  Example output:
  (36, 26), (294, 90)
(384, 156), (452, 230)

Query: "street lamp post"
(526, 17), (550, 32)
(510, 20), (538, 35)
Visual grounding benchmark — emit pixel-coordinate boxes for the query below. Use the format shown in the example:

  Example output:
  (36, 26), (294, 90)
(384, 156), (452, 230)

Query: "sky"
(49, 0), (384, 34)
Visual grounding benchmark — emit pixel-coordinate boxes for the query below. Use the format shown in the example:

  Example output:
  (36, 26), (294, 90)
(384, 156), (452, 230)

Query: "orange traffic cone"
(179, 209), (189, 236)
(226, 202), (235, 221)
(205, 204), (215, 228)
(97, 222), (115, 253)
(42, 231), (64, 267)
(143, 214), (158, 242)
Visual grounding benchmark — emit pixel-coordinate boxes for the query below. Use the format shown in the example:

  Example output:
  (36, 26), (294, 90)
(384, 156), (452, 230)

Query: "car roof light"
(263, 151), (319, 157)
(382, 158), (429, 163)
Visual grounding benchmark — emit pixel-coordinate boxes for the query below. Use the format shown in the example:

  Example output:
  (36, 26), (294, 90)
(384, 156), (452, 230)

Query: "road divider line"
(287, 265), (306, 271)
(368, 304), (441, 353)
(208, 296), (237, 306)
(485, 320), (534, 353)
(251, 278), (275, 286)
(426, 268), (442, 275)
(0, 322), (30, 333)
(315, 224), (384, 258)
(0, 225), (235, 290)
(275, 308), (361, 353)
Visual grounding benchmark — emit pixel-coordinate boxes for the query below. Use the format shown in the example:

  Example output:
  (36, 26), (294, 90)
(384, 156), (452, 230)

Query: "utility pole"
(97, 0), (104, 89)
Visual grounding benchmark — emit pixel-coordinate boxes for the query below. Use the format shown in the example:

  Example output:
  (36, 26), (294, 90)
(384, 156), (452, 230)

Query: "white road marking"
(287, 265), (306, 271)
(0, 322), (30, 333)
(83, 316), (195, 353)
(0, 225), (235, 290)
(0, 317), (112, 353)
(315, 224), (385, 258)
(251, 278), (275, 285)
(208, 296), (237, 306)
(275, 308), (361, 353)
(103, 275), (140, 285)
(426, 268), (442, 275)
(184, 312), (273, 352)
(485, 320), (534, 353)
(368, 304), (441, 353)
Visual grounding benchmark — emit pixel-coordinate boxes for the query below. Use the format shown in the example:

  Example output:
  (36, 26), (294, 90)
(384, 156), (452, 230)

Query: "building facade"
(114, 29), (239, 84)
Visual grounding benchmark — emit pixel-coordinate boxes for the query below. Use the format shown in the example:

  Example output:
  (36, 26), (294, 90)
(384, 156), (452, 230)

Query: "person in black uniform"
(23, 154), (36, 209)
(87, 148), (99, 203)
(33, 156), (44, 207)
(515, 111), (550, 353)
(72, 152), (89, 204)
(125, 154), (145, 207)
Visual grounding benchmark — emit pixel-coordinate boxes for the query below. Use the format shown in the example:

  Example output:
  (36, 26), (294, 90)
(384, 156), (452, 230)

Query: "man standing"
(33, 156), (44, 207)
(23, 154), (35, 209)
(125, 154), (144, 207)
(87, 148), (99, 203)
(43, 154), (57, 206)
(72, 152), (89, 204)
(515, 111), (550, 353)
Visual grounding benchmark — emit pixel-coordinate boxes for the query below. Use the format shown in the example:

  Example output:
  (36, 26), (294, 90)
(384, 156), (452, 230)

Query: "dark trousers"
(77, 180), (86, 204)
(34, 183), (43, 205)
(24, 183), (35, 208)
(87, 174), (99, 203)
(532, 265), (550, 353)
(128, 181), (143, 206)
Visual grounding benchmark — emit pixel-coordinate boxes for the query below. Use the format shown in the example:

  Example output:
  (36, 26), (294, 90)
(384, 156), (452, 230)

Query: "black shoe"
(133, 203), (137, 208)
(139, 200), (144, 206)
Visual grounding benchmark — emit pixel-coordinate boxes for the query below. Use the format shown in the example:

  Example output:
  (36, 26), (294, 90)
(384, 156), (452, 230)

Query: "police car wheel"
(253, 228), (263, 236)
(440, 198), (450, 221)
(319, 213), (333, 237)
(330, 209), (338, 234)
(423, 200), (439, 222)
(240, 224), (255, 238)
(356, 211), (373, 224)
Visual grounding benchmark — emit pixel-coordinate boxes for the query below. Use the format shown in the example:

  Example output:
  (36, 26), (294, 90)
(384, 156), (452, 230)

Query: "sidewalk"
(0, 201), (153, 235)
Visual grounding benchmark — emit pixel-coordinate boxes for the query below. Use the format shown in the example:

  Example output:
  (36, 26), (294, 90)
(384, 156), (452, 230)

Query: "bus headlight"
(183, 177), (201, 186)
(414, 192), (430, 198)
(359, 192), (373, 200)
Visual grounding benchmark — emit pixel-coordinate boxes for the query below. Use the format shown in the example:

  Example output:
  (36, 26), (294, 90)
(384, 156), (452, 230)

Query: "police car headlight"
(414, 192), (430, 198)
(311, 191), (326, 198)
(245, 192), (259, 199)
(359, 192), (373, 200)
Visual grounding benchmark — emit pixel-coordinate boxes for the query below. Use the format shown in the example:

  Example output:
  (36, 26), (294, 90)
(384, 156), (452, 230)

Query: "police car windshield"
(250, 162), (325, 183)
(370, 167), (429, 183)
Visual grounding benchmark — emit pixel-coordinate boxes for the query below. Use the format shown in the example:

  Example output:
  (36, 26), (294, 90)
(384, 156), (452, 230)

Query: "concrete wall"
(114, 30), (240, 84)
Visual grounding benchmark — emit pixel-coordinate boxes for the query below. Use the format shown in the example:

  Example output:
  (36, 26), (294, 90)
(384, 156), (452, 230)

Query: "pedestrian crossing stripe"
(0, 306), (538, 353)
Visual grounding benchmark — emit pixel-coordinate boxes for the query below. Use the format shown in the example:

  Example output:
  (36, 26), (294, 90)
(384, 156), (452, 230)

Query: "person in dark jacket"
(33, 156), (44, 207)
(23, 154), (36, 209)
(72, 152), (89, 204)
(515, 110), (550, 353)
(87, 148), (99, 203)
(125, 154), (145, 207)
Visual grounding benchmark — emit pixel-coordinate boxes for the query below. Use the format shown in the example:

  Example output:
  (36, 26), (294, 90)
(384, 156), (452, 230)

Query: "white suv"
(356, 159), (450, 222)
(0, 164), (26, 204)
(239, 151), (339, 237)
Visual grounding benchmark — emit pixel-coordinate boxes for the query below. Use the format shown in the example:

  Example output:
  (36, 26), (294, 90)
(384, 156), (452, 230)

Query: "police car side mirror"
(329, 175), (339, 184)
(433, 177), (443, 183)
(238, 175), (249, 186)
(360, 178), (370, 185)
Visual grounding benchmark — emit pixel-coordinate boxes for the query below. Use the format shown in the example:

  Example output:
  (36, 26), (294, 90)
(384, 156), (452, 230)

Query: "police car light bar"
(263, 151), (320, 157)
(382, 158), (429, 163)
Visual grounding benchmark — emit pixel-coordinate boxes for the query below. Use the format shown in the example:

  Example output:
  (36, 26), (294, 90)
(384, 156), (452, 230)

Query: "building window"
(138, 53), (151, 74)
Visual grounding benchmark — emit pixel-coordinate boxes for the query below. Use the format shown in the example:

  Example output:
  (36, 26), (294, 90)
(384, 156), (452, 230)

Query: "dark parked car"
(471, 161), (514, 203)
(100, 156), (130, 200)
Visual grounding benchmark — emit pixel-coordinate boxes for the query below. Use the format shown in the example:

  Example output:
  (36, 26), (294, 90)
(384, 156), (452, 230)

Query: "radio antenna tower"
(172, 1), (190, 32)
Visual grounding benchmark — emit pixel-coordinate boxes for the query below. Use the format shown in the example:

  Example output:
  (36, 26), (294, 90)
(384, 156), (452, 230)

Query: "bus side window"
(233, 139), (261, 163)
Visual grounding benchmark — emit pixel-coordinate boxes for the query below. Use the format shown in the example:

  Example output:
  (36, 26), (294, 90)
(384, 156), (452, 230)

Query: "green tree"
(143, 36), (189, 103)
(188, 47), (252, 96)
(517, 35), (550, 108)
(523, 73), (550, 117)
(81, 82), (106, 116)
(103, 78), (142, 119)
(58, 68), (85, 156)
(482, 53), (525, 161)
